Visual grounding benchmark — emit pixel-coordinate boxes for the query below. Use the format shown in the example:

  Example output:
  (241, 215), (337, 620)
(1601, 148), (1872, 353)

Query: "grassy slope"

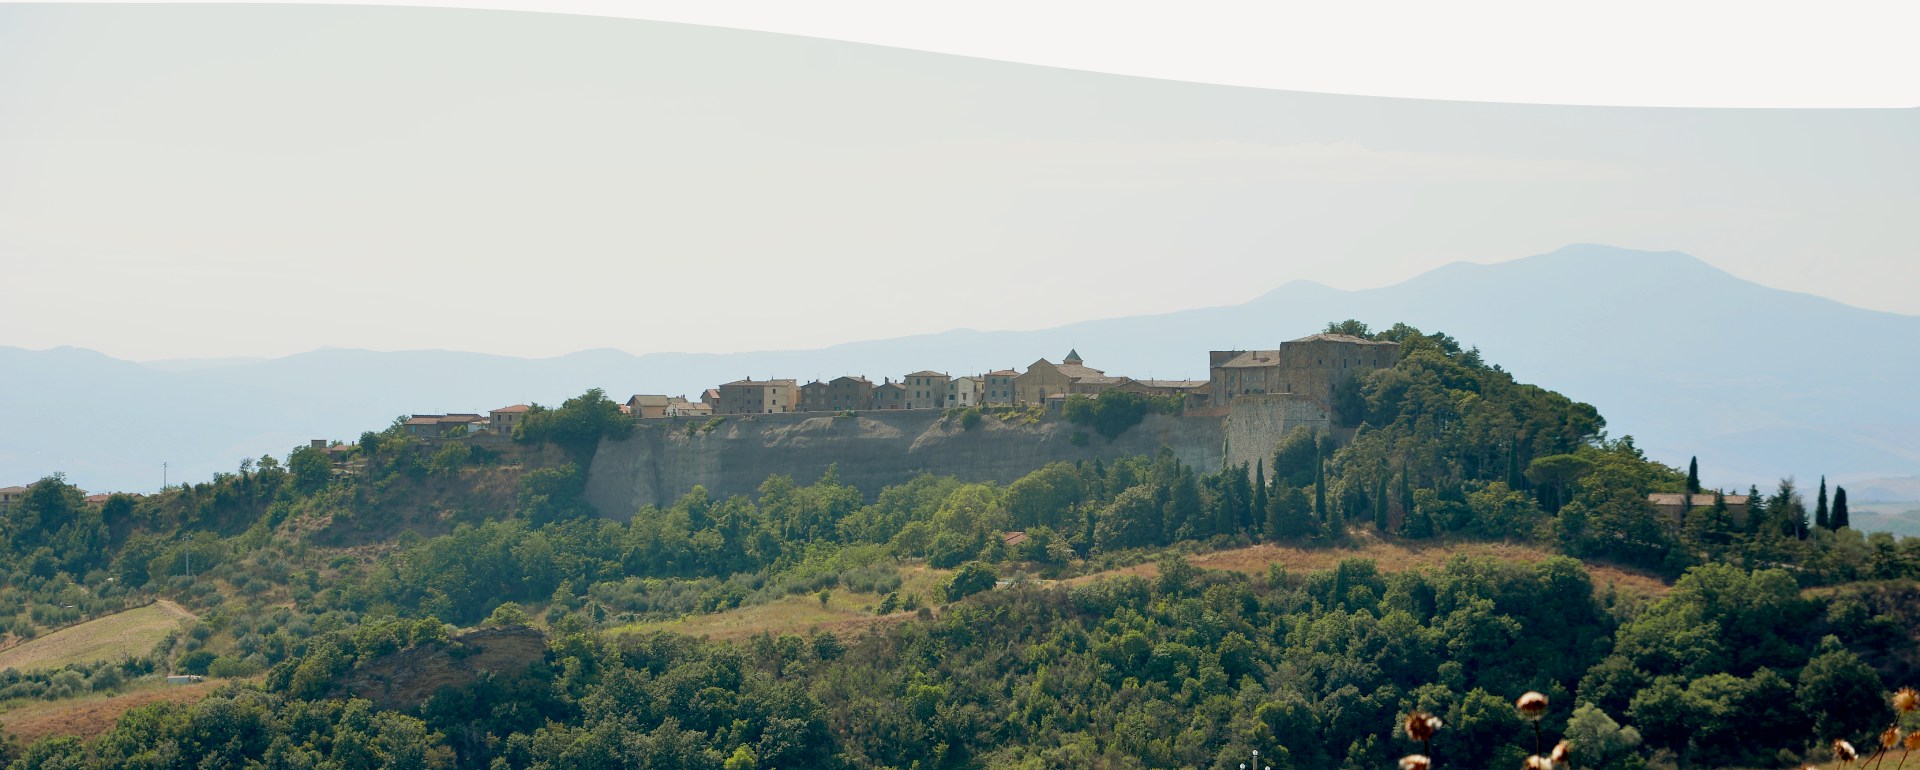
(0, 678), (223, 744)
(612, 564), (953, 642)
(617, 539), (1672, 644)
(1068, 536), (1673, 598)
(0, 600), (196, 674)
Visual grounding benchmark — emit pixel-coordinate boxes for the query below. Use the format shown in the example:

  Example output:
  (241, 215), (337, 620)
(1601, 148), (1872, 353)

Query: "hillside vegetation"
(0, 602), (192, 674)
(2, 322), (1917, 770)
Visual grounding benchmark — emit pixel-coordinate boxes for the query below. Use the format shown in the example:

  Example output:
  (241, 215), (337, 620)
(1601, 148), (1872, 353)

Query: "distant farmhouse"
(1648, 492), (1752, 522)
(0, 485), (26, 512)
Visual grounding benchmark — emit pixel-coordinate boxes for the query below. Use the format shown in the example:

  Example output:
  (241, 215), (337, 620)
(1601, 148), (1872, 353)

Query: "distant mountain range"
(5, 245), (1917, 508)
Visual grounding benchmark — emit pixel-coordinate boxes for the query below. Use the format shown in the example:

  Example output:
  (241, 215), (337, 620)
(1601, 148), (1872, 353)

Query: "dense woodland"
(2, 322), (1917, 770)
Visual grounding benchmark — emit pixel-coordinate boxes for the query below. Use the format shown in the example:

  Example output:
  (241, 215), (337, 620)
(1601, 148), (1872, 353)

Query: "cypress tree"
(1507, 437), (1523, 489)
(1253, 459), (1269, 537)
(1686, 457), (1700, 494)
(1373, 474), (1390, 533)
(1832, 487), (1850, 530)
(1815, 476), (1830, 531)
(1399, 463), (1414, 518)
(1313, 452), (1327, 524)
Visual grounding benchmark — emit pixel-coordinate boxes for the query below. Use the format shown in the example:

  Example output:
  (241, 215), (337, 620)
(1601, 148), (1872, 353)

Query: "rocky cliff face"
(332, 626), (547, 710)
(584, 410), (1228, 516)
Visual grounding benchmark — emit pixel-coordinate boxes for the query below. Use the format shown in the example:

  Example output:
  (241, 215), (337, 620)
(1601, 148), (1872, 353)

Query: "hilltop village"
(395, 332), (1405, 439)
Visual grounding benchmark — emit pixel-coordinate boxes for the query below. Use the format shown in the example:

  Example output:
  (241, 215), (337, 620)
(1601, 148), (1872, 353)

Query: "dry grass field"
(1087, 537), (1673, 598)
(613, 538), (1669, 645)
(0, 677), (219, 744)
(0, 600), (196, 674)
(613, 564), (954, 642)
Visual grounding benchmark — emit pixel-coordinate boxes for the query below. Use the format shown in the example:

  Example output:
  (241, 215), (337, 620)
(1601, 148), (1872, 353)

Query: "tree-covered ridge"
(6, 556), (1917, 770)
(3, 323), (1919, 770)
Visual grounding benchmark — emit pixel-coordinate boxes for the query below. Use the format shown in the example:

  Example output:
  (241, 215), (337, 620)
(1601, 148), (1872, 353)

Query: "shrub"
(208, 655), (262, 678)
(176, 649), (216, 675)
(943, 562), (998, 602)
(1063, 391), (1183, 440)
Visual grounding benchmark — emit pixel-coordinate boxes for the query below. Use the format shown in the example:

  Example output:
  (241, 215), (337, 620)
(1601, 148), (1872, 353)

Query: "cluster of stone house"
(398, 404), (534, 440)
(684, 350), (1214, 416)
(679, 334), (1407, 416)
(0, 484), (143, 511)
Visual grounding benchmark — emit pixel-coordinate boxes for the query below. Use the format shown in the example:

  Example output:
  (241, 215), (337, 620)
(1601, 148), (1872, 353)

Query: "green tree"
(1372, 474), (1390, 533)
(1815, 476), (1830, 530)
(1525, 454), (1591, 513)
(1831, 486), (1850, 530)
(513, 388), (634, 459)
(1324, 319), (1372, 338)
(1685, 456), (1700, 494)
(943, 561), (997, 601)
(1562, 703), (1641, 770)
(1796, 643), (1885, 743)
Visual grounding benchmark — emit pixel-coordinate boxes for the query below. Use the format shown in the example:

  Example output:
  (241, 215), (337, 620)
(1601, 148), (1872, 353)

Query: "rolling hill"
(4, 245), (1916, 502)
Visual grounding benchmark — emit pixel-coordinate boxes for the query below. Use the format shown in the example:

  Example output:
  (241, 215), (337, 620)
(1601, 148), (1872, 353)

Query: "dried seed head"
(1524, 755), (1554, 770)
(1551, 740), (1572, 764)
(1882, 727), (1902, 749)
(1407, 712), (1443, 741)
(1904, 732), (1920, 751)
(1894, 687), (1920, 713)
(1399, 754), (1432, 770)
(1833, 739), (1858, 763)
(1516, 692), (1549, 719)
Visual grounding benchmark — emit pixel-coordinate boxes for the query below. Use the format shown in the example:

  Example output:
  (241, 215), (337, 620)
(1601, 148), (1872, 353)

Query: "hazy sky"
(2, 4), (1915, 361)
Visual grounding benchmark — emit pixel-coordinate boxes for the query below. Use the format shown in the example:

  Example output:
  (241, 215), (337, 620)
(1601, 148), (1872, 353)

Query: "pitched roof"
(1054, 364), (1107, 380)
(626, 394), (670, 407)
(1139, 379), (1207, 389)
(829, 375), (873, 385)
(1286, 333), (1400, 346)
(403, 415), (444, 425)
(84, 493), (113, 503)
(1218, 350), (1282, 368)
(984, 369), (1020, 377)
(491, 404), (531, 414)
(0, 486), (28, 494)
(1002, 530), (1028, 546)
(1648, 493), (1752, 506)
(720, 378), (797, 388)
(905, 370), (947, 378)
(1063, 349), (1082, 364)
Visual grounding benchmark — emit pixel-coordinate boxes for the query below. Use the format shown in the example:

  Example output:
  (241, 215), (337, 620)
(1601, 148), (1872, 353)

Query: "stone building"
(402, 413), (486, 439)
(1208, 333), (1401, 410)
(904, 371), (950, 409)
(873, 380), (906, 409)
(982, 369), (1019, 406)
(799, 375), (875, 412)
(1014, 350), (1110, 406)
(667, 397), (712, 417)
(625, 394), (671, 419)
(948, 376), (984, 408)
(1648, 492), (1752, 523)
(490, 405), (531, 436)
(717, 378), (796, 414)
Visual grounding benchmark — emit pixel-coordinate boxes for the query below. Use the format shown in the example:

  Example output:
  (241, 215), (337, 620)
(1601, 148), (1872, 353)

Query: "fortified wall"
(1222, 394), (1334, 471)
(584, 397), (1336, 517)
